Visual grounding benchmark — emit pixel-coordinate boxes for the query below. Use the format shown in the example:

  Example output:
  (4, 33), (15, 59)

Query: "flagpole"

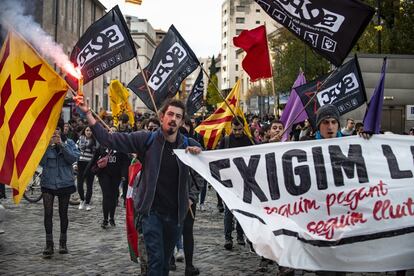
(199, 64), (255, 145)
(68, 87), (111, 130)
(135, 57), (160, 117)
(264, 23), (278, 118)
(279, 68), (337, 139)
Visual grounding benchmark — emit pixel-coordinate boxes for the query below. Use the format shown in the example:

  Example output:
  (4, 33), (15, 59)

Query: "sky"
(100, 0), (223, 58)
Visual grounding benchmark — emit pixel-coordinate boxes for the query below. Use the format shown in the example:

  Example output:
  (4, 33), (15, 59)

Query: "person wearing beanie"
(313, 104), (345, 276)
(314, 104), (342, 140)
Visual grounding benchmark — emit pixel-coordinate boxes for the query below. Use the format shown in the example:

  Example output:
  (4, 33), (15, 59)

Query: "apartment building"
(221, 0), (278, 91)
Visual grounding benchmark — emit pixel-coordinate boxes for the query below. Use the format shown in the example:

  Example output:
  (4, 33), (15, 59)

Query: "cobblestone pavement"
(0, 183), (413, 276)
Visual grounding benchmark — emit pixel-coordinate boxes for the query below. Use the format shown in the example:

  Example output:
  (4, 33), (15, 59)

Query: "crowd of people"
(6, 98), (410, 276)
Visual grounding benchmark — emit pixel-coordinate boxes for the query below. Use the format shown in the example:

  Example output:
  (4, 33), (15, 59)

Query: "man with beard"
(218, 116), (254, 250)
(76, 97), (202, 276)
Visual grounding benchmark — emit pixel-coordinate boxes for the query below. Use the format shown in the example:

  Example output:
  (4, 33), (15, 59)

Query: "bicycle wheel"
(23, 171), (43, 203)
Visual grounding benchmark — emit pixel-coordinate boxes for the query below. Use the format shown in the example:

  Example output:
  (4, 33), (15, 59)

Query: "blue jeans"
(142, 211), (183, 276)
(199, 180), (207, 205)
(224, 205), (244, 241)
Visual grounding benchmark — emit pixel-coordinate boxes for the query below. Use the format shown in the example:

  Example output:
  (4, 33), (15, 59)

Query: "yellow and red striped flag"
(109, 80), (135, 127)
(195, 80), (250, 149)
(125, 0), (143, 4)
(0, 31), (68, 203)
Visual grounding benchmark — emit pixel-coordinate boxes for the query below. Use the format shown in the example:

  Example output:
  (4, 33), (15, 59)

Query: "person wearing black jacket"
(92, 127), (130, 228)
(219, 116), (254, 251)
(75, 97), (202, 276)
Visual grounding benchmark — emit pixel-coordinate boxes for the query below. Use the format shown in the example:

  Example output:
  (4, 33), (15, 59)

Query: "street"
(0, 183), (413, 276)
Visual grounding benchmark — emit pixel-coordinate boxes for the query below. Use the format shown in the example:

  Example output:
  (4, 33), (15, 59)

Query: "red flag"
(233, 25), (272, 82)
(126, 160), (142, 262)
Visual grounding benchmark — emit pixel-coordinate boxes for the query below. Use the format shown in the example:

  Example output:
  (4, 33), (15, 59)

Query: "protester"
(299, 119), (313, 140)
(76, 126), (98, 210)
(341, 118), (355, 136)
(39, 127), (79, 257)
(93, 127), (129, 229)
(218, 116), (254, 251)
(75, 96), (202, 276)
(268, 120), (285, 143)
(353, 122), (364, 135)
(306, 104), (345, 276)
(250, 126), (261, 144)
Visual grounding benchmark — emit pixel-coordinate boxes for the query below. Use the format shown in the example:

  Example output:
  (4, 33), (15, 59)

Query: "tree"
(269, 29), (330, 94)
(205, 56), (222, 111)
(356, 0), (414, 54)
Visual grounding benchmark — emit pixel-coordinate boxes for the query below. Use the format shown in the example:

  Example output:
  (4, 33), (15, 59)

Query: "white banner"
(175, 135), (414, 271)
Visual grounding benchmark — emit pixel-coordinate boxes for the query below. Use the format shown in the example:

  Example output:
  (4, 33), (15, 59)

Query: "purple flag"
(281, 72), (307, 141)
(363, 58), (387, 134)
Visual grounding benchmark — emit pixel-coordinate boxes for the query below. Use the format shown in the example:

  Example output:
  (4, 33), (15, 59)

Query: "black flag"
(295, 57), (366, 127)
(186, 69), (204, 116)
(128, 25), (199, 111)
(67, 5), (136, 90)
(255, 0), (374, 66)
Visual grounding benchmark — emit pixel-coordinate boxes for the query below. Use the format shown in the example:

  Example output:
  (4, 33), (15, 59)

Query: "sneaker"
(85, 204), (92, 211)
(185, 266), (200, 276)
(175, 249), (184, 262)
(78, 201), (85, 210)
(42, 241), (54, 258)
(237, 237), (246, 246)
(58, 241), (68, 254)
(198, 204), (204, 211)
(109, 219), (116, 227)
(101, 220), (108, 229)
(224, 239), (233, 250)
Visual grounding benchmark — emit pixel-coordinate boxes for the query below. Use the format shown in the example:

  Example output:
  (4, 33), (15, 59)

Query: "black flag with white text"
(186, 69), (204, 116)
(254, 0), (374, 66)
(128, 25), (199, 111)
(295, 57), (366, 127)
(66, 5), (136, 90)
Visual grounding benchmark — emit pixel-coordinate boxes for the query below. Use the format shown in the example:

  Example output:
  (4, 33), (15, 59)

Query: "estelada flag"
(195, 80), (250, 149)
(0, 31), (68, 203)
(109, 80), (135, 128)
(233, 25), (272, 82)
(126, 159), (142, 262)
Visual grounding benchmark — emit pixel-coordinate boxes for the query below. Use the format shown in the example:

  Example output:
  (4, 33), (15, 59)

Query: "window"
(223, 31), (227, 38)
(236, 29), (244, 35)
(256, 21), (260, 24)
(235, 77), (239, 82)
(223, 66), (226, 72)
(236, 5), (245, 12)
(224, 21), (227, 27)
(236, 17), (245, 24)
(223, 9), (227, 15)
(224, 55), (226, 60)
(223, 43), (227, 49)
(235, 64), (239, 71)
(224, 77), (227, 84)
(256, 9), (260, 12)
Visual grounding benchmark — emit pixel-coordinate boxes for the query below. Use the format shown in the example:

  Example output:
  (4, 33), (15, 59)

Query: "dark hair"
(120, 113), (129, 124)
(231, 116), (245, 126)
(148, 117), (160, 127)
(269, 119), (285, 128)
(160, 98), (186, 116)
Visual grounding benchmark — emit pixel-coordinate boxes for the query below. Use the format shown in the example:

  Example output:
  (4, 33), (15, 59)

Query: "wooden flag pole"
(199, 64), (255, 145)
(135, 57), (160, 118)
(68, 87), (111, 130)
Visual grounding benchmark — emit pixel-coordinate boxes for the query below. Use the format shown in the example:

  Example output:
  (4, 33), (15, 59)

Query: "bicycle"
(23, 165), (80, 205)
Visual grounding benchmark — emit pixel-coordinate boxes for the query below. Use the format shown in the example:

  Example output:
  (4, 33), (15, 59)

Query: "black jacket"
(91, 123), (201, 223)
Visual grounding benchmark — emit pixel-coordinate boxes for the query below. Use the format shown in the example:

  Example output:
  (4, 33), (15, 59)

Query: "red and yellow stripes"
(0, 31), (68, 203)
